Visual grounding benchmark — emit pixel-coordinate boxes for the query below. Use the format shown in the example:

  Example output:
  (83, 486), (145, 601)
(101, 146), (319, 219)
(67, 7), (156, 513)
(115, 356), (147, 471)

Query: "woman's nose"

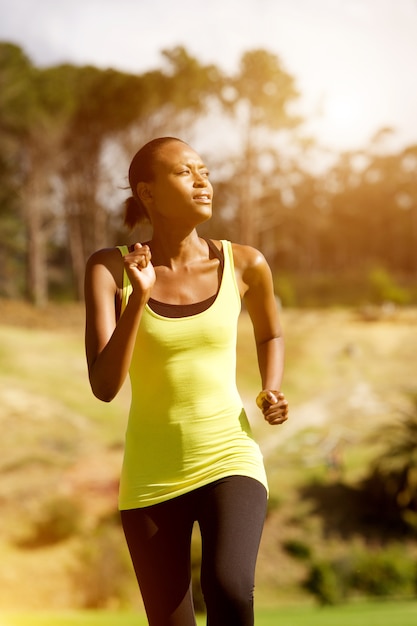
(194, 174), (208, 187)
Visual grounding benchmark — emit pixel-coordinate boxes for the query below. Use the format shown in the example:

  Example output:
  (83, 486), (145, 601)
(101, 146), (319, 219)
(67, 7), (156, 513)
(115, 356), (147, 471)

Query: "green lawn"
(1, 602), (416, 626)
(1, 306), (417, 621)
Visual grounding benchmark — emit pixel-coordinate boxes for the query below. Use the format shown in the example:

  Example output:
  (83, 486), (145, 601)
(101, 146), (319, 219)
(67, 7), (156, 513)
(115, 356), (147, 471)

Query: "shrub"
(304, 546), (416, 605)
(367, 267), (410, 305)
(304, 559), (348, 605)
(283, 538), (312, 561)
(359, 393), (417, 533)
(350, 546), (415, 598)
(13, 496), (82, 548)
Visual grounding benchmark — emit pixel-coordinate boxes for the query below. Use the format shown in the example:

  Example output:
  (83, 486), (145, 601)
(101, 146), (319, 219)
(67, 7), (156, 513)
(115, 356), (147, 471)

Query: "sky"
(1, 0), (417, 154)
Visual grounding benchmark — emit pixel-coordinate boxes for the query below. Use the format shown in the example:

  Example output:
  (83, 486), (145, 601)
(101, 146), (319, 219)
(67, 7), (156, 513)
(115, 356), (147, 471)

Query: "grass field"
(1, 601), (417, 626)
(1, 301), (417, 614)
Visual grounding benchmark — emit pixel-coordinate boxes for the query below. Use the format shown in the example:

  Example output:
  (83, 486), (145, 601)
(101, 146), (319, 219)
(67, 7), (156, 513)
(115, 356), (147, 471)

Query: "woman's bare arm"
(233, 243), (288, 425)
(84, 244), (155, 402)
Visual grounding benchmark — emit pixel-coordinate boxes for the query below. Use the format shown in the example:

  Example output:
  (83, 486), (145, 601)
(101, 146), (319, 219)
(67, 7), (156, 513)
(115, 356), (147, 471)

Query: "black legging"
(120, 475), (267, 626)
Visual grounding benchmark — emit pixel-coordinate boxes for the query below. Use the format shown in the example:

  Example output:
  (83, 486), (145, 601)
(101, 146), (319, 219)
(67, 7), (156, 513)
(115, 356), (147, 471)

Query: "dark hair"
(124, 137), (186, 229)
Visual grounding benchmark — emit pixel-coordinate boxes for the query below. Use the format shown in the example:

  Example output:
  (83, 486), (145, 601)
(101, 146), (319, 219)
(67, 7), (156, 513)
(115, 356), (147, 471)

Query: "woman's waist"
(127, 399), (248, 434)
(122, 422), (262, 487)
(129, 381), (241, 414)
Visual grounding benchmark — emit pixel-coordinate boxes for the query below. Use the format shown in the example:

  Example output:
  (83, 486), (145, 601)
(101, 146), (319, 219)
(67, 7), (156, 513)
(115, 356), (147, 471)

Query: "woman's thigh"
(121, 497), (196, 626)
(197, 476), (268, 625)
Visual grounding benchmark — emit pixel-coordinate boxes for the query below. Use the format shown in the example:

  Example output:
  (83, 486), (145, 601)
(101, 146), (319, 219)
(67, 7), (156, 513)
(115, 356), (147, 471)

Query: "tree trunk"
(23, 143), (48, 306)
(240, 112), (258, 247)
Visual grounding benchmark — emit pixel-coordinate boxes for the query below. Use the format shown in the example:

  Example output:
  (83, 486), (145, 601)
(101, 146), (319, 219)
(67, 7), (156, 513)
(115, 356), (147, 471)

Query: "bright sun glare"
(311, 87), (377, 150)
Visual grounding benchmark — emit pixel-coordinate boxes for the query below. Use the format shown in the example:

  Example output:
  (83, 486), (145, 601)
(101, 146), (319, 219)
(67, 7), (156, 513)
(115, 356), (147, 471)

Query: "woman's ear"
(137, 182), (153, 206)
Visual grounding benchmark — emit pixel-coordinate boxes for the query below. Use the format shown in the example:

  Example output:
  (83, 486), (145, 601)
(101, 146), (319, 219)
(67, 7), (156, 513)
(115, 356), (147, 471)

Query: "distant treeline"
(0, 41), (416, 305)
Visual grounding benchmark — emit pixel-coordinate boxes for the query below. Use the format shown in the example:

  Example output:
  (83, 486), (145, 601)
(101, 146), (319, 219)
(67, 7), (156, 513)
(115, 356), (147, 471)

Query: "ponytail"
(123, 195), (150, 230)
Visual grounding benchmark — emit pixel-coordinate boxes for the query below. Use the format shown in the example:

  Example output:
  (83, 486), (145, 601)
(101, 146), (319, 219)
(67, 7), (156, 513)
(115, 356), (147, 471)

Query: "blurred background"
(0, 0), (417, 621)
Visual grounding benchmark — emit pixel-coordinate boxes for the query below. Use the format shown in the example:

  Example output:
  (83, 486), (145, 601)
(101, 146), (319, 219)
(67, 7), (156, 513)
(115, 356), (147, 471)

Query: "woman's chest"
(151, 259), (221, 304)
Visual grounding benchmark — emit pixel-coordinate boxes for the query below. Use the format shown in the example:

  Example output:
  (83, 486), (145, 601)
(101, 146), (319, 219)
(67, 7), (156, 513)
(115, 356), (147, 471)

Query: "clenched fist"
(256, 390), (289, 426)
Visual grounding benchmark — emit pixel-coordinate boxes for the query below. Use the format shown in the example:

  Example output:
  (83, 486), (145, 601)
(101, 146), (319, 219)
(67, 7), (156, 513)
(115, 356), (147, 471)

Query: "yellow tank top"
(117, 240), (267, 509)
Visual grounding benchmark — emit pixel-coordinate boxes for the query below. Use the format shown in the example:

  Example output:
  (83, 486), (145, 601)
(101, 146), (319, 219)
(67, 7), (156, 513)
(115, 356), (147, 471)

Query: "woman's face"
(141, 141), (213, 225)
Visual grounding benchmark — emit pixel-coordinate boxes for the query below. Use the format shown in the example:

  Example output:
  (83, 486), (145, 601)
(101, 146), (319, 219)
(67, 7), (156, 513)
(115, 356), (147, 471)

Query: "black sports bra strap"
(206, 239), (224, 268)
(148, 240), (225, 318)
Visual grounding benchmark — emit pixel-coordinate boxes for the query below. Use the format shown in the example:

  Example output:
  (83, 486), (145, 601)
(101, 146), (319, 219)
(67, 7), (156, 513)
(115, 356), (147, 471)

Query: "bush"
(367, 267), (411, 305)
(272, 270), (417, 307)
(283, 538), (312, 561)
(304, 546), (416, 605)
(13, 496), (82, 548)
(304, 559), (349, 605)
(350, 546), (415, 597)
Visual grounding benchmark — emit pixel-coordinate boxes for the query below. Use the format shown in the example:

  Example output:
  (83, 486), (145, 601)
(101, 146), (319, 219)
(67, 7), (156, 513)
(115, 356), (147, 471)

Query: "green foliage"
(231, 49), (300, 129)
(0, 42), (38, 133)
(0, 43), (36, 297)
(360, 392), (417, 531)
(368, 267), (411, 305)
(1, 41), (417, 304)
(304, 546), (417, 605)
(350, 546), (416, 597)
(0, 154), (25, 297)
(304, 558), (349, 605)
(282, 538), (312, 560)
(271, 271), (417, 307)
(161, 46), (224, 111)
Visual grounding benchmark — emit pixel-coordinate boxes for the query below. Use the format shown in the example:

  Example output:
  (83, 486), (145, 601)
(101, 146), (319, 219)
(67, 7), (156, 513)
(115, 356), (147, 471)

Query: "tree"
(60, 49), (225, 299)
(0, 43), (31, 298)
(320, 144), (417, 278)
(0, 43), (55, 304)
(0, 43), (227, 301)
(60, 66), (149, 298)
(223, 49), (301, 246)
(159, 46), (224, 118)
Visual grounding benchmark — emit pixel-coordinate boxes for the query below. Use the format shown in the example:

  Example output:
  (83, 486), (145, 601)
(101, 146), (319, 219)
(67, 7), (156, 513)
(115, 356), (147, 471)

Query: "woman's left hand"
(256, 390), (289, 425)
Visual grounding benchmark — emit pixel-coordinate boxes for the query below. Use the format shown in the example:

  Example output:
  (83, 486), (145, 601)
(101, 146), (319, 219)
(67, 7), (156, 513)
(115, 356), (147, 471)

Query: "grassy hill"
(1, 299), (417, 610)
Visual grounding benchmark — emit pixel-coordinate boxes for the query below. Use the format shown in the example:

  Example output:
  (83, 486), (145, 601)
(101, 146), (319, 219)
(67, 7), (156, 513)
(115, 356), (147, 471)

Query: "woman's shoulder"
(87, 246), (124, 266)
(229, 243), (274, 298)
(85, 247), (125, 290)
(230, 242), (268, 273)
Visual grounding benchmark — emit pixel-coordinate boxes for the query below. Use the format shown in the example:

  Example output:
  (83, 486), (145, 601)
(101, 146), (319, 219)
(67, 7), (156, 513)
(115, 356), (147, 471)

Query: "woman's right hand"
(123, 243), (156, 296)
(256, 390), (289, 426)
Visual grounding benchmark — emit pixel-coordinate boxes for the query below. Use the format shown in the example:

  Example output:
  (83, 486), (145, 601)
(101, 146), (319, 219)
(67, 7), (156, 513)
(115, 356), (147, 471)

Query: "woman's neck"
(149, 230), (207, 269)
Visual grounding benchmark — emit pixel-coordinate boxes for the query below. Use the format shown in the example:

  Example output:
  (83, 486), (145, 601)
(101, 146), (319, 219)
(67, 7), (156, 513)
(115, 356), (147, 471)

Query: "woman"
(84, 137), (288, 626)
